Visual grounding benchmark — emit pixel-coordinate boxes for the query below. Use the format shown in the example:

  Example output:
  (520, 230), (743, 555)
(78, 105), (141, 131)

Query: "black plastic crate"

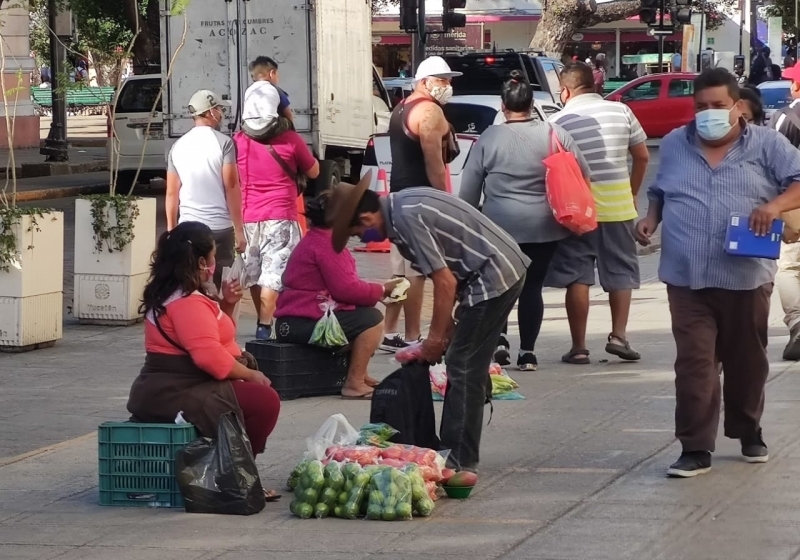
(245, 340), (349, 400)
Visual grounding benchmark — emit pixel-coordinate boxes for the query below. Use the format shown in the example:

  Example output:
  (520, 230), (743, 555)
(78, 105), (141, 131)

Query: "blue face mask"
(696, 108), (734, 141)
(360, 228), (384, 243)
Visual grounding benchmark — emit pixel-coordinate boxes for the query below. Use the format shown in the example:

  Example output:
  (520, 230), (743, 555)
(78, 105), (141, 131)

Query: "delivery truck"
(160, 0), (391, 193)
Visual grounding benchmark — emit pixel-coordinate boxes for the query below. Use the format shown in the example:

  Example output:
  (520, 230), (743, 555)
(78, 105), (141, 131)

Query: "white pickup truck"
(159, 0), (391, 193)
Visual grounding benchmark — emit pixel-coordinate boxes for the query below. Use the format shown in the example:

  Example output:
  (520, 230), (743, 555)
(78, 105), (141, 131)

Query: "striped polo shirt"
(383, 188), (530, 307)
(549, 93), (647, 223)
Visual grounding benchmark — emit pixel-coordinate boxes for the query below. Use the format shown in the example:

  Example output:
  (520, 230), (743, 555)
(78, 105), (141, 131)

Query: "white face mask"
(427, 80), (453, 105)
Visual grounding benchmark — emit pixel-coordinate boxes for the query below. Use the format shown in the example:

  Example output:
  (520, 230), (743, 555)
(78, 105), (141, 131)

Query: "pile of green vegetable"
(288, 460), (438, 520)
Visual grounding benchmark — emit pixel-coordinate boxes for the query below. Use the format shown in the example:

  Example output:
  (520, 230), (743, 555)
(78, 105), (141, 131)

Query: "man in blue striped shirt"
(327, 177), (529, 471)
(637, 69), (800, 478)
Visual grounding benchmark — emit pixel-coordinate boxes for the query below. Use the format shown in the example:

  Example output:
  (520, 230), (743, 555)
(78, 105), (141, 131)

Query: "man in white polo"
(166, 89), (245, 289)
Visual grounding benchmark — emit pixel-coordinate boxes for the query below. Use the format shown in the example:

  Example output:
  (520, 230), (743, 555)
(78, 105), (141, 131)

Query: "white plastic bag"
(306, 414), (359, 461)
(224, 253), (246, 286)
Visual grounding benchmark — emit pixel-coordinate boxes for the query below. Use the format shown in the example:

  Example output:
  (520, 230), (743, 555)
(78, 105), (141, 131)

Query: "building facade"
(372, 0), (750, 78)
(0, 3), (38, 149)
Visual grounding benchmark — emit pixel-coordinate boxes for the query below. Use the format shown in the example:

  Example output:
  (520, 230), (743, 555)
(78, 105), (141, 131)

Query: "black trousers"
(441, 277), (525, 471)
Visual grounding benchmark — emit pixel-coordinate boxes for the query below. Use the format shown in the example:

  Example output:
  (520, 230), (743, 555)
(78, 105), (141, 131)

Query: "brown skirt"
(126, 353), (246, 438)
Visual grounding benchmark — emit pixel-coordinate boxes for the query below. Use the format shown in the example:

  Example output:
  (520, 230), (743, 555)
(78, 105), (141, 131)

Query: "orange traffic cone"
(296, 194), (308, 237)
(354, 168), (392, 253)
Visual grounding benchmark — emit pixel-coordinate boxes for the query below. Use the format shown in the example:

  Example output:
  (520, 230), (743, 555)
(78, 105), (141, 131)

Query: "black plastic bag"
(175, 412), (266, 515)
(370, 363), (440, 450)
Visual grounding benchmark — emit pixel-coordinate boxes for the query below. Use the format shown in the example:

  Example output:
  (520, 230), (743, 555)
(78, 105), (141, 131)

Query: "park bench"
(31, 86), (114, 117)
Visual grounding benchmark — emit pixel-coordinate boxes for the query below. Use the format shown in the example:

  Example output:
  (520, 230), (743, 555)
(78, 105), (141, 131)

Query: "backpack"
(370, 363), (440, 450)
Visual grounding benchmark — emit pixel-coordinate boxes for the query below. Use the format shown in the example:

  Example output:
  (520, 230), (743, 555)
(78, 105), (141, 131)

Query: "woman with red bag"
(460, 71), (591, 371)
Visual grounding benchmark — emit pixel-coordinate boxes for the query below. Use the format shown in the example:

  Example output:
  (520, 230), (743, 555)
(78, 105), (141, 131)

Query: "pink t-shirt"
(234, 130), (317, 223)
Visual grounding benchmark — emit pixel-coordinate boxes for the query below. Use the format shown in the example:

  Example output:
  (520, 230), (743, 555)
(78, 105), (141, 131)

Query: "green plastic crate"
(98, 422), (199, 508)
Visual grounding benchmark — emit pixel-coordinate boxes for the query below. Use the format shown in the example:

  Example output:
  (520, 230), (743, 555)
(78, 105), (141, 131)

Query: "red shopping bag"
(543, 128), (597, 235)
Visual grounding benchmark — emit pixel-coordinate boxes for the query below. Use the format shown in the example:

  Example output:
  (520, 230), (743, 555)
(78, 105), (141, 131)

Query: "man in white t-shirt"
(166, 89), (245, 289)
(241, 56), (291, 142)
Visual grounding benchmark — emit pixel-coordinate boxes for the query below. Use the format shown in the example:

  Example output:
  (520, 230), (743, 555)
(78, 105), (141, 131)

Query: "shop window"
(668, 79), (693, 98)
(621, 80), (662, 102)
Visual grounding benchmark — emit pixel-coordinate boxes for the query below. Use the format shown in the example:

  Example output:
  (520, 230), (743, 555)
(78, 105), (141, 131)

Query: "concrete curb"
(15, 182), (166, 203)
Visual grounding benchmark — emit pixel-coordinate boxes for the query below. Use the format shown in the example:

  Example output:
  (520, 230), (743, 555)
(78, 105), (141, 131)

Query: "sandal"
(605, 335), (641, 361)
(264, 489), (282, 502)
(562, 348), (590, 365)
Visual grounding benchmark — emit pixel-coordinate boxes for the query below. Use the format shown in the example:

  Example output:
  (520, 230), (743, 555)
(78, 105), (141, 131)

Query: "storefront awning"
(373, 0), (541, 20)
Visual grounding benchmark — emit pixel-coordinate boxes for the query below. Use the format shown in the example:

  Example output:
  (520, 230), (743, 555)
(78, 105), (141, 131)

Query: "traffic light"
(400, 0), (418, 32)
(673, 0), (692, 24)
(442, 0), (467, 32)
(639, 0), (659, 25)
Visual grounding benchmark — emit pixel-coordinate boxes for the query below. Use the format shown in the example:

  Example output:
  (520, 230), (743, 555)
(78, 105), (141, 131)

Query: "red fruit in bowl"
(441, 468), (456, 484)
(446, 471), (478, 487)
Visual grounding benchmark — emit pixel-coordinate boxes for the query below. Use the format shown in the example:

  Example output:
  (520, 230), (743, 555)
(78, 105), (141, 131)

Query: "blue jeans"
(440, 277), (525, 471)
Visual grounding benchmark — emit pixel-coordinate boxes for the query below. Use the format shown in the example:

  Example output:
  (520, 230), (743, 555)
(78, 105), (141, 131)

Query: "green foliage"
(766, 0), (800, 35)
(82, 194), (141, 253)
(0, 207), (47, 273)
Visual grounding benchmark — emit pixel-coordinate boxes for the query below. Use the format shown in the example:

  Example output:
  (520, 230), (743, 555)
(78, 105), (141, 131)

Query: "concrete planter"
(73, 197), (156, 325)
(0, 211), (64, 351)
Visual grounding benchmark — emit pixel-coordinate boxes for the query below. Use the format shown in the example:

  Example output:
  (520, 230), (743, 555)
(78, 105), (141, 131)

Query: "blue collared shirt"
(648, 121), (800, 290)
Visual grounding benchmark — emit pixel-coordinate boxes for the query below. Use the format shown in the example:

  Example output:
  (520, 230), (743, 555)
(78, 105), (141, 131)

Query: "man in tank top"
(381, 56), (461, 352)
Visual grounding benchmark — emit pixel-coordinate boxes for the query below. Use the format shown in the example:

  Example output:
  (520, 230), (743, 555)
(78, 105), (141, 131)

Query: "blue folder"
(724, 213), (783, 260)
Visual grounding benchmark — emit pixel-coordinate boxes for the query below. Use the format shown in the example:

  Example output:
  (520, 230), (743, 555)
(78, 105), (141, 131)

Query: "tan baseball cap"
(187, 89), (231, 116)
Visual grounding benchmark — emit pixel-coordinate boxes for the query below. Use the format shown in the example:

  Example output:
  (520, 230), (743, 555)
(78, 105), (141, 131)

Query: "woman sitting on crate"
(127, 221), (282, 499)
(274, 193), (400, 400)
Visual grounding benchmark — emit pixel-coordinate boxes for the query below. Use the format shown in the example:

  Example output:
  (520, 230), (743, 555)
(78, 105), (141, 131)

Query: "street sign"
(648, 27), (675, 35)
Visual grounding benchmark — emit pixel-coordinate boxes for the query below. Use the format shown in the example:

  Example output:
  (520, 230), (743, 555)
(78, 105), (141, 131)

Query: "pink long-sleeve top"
(275, 228), (384, 320)
(144, 291), (241, 379)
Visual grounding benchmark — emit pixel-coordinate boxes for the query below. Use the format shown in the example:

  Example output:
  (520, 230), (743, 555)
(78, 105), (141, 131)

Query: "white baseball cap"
(187, 89), (231, 116)
(414, 56), (462, 81)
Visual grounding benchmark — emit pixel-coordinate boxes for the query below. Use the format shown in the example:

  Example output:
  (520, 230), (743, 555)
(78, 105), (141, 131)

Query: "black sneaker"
(741, 429), (769, 463)
(494, 336), (511, 366)
(380, 334), (410, 353)
(666, 451), (712, 478)
(517, 353), (538, 372)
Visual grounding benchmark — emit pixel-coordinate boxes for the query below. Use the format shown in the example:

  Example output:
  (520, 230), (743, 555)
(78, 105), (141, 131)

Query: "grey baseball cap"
(187, 89), (231, 116)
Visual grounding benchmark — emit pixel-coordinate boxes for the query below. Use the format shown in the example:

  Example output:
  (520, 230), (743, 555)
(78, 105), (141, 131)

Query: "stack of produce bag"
(430, 363), (524, 401)
(288, 415), (443, 519)
(489, 364), (525, 400)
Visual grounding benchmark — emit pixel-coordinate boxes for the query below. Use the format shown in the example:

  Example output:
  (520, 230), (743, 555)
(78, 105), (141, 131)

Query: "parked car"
(605, 72), (698, 138)
(107, 74), (166, 189)
(757, 80), (792, 125)
(360, 95), (556, 197)
(383, 77), (414, 107)
(444, 51), (565, 106)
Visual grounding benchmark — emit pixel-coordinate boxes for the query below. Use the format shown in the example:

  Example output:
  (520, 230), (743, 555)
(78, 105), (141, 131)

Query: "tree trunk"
(530, 0), (642, 58)
(123, 0), (160, 74)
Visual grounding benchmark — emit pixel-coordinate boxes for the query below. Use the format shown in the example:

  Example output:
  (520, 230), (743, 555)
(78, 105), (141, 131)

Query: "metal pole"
(41, 0), (68, 162)
(751, 0), (759, 55)
(412, 0), (426, 72)
(739, 0), (744, 57)
(658, 35), (664, 72)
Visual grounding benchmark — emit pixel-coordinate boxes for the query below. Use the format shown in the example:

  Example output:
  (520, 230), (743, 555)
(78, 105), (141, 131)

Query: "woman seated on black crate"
(127, 221), (282, 500)
(274, 193), (399, 400)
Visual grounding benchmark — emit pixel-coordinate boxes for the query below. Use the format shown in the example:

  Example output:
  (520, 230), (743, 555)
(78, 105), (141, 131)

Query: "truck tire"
(315, 160), (341, 195)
